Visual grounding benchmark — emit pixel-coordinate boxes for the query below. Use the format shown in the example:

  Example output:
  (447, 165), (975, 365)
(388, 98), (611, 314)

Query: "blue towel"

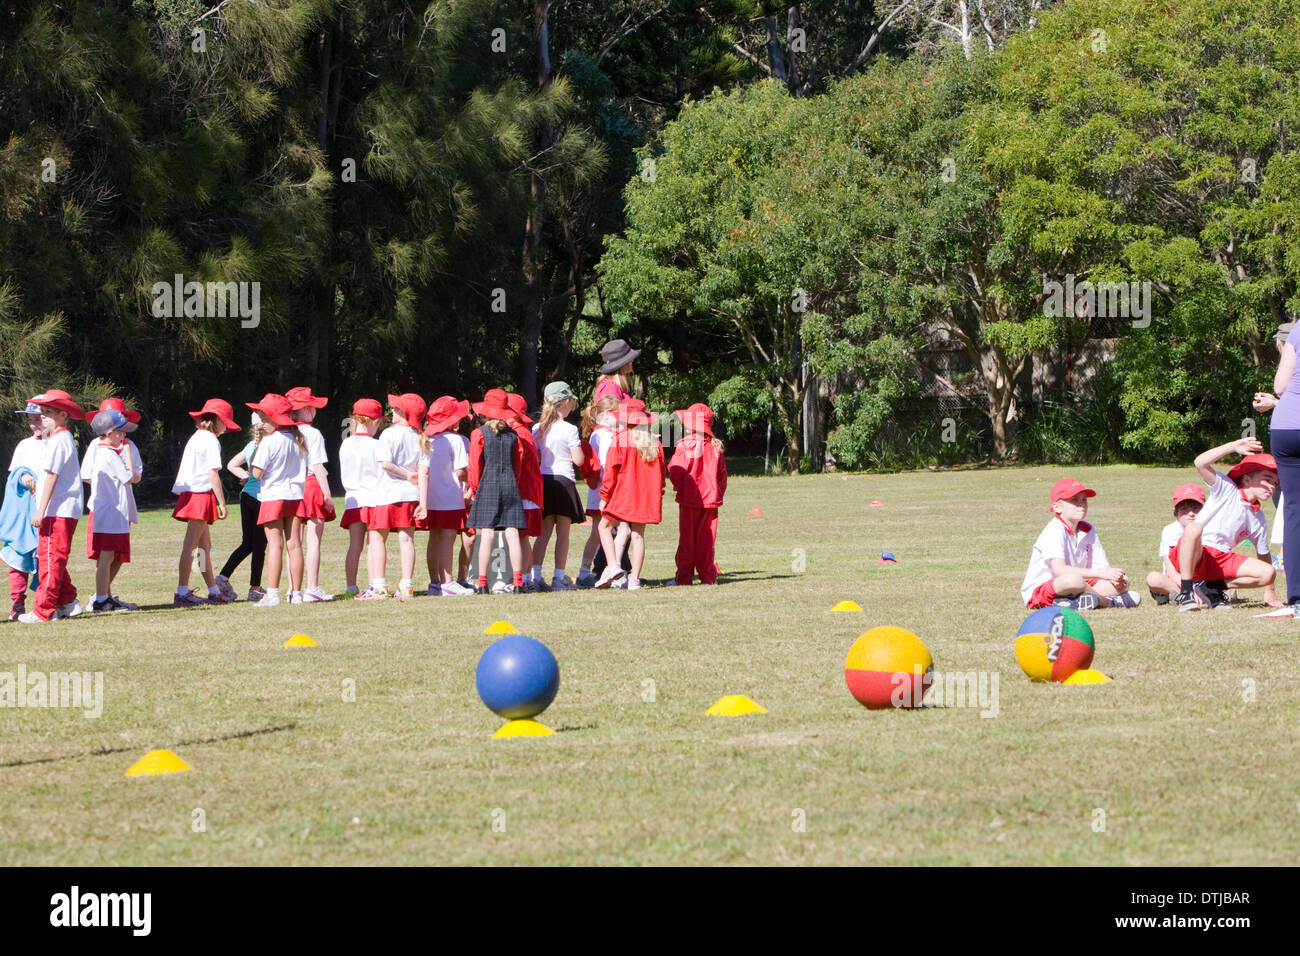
(0, 466), (39, 574)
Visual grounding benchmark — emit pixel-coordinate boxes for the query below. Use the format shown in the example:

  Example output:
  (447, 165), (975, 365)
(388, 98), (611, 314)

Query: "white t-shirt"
(42, 429), (83, 520)
(533, 420), (581, 482)
(298, 422), (329, 473)
(1158, 520), (1183, 564)
(585, 426), (611, 511)
(1019, 516), (1110, 606)
(375, 426), (421, 504)
(172, 429), (223, 494)
(252, 429), (307, 502)
(1196, 472), (1269, 556)
(421, 432), (469, 511)
(86, 442), (133, 534)
(339, 433), (381, 510)
(9, 435), (44, 475)
(81, 438), (142, 522)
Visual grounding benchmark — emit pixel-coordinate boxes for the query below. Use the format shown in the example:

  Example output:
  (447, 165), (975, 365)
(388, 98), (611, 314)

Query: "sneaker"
(290, 590), (304, 605)
(57, 598), (83, 619)
(354, 586), (391, 601)
(457, 578), (473, 591)
(594, 566), (625, 589)
(111, 596), (138, 611)
(1201, 585), (1231, 610)
(174, 590), (208, 607)
(535, 578), (551, 593)
(396, 584), (414, 602)
(474, 585), (489, 595)
(214, 573), (237, 603)
(1224, 588), (1238, 604)
(576, 571), (596, 589)
(7, 611), (18, 622)
(304, 586), (335, 602)
(523, 580), (540, 594)
(427, 582), (442, 596)
(627, 578), (642, 590)
(551, 576), (577, 591)
(612, 577), (627, 589)
(17, 611), (48, 623)
(1149, 588), (1170, 606)
(663, 579), (679, 587)
(248, 587), (266, 603)
(206, 590), (233, 605)
(1109, 590), (1141, 609)
(1175, 589), (1201, 612)
(92, 598), (116, 613)
(440, 581), (474, 596)
(254, 591), (281, 608)
(491, 580), (513, 594)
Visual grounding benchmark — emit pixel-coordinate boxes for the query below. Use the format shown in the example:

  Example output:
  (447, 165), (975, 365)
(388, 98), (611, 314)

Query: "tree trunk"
(519, 0), (555, 407)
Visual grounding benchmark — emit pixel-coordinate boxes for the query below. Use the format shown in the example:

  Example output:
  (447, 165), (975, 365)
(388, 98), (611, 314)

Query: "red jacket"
(600, 433), (665, 524)
(579, 439), (601, 489)
(668, 435), (727, 508)
(468, 426), (526, 495)
(509, 420), (543, 507)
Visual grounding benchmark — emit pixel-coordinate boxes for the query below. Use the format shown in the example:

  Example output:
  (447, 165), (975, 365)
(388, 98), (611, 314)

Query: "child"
(248, 393), (307, 607)
(171, 398), (239, 606)
(1170, 438), (1280, 611)
(416, 395), (474, 596)
(505, 391), (544, 591)
(85, 408), (140, 612)
(369, 392), (425, 600)
(218, 411), (268, 602)
(1146, 483), (1205, 605)
(286, 386), (337, 602)
(576, 396), (621, 587)
(1019, 477), (1139, 610)
(339, 398), (383, 598)
(3, 402), (44, 619)
(668, 403), (727, 585)
(467, 389), (527, 594)
(597, 401), (666, 590)
(18, 390), (86, 623)
(81, 399), (144, 610)
(531, 382), (586, 591)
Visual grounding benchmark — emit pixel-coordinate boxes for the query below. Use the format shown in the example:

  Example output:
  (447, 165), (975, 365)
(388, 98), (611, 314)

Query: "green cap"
(544, 381), (576, 404)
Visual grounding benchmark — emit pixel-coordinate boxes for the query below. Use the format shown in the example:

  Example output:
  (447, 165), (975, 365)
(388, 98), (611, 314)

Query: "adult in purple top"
(1258, 321), (1300, 603)
(593, 338), (640, 404)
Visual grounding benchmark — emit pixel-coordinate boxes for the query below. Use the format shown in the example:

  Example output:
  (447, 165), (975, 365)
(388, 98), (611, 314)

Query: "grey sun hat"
(15, 402), (40, 415)
(544, 381), (577, 404)
(599, 339), (641, 374)
(90, 408), (138, 436)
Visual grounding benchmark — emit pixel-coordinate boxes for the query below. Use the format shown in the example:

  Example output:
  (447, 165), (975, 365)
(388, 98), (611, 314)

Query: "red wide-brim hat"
(99, 397), (141, 425)
(505, 392), (534, 427)
(388, 393), (427, 426)
(472, 388), (516, 422)
(190, 398), (241, 431)
(675, 403), (715, 437)
(351, 398), (383, 420)
(424, 396), (471, 436)
(28, 389), (86, 421)
(285, 386), (329, 410)
(245, 393), (296, 428)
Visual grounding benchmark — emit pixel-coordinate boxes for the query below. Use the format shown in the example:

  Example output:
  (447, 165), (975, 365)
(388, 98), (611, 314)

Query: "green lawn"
(2, 464), (1298, 865)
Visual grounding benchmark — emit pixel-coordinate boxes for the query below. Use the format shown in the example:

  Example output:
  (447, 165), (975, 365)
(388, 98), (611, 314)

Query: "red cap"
(1173, 483), (1206, 507)
(1227, 453), (1279, 484)
(1050, 478), (1096, 503)
(504, 392), (533, 427)
(28, 389), (85, 421)
(190, 398), (240, 431)
(351, 398), (383, 420)
(424, 396), (471, 436)
(245, 393), (296, 428)
(285, 386), (328, 410)
(387, 393), (427, 427)
(98, 397), (141, 424)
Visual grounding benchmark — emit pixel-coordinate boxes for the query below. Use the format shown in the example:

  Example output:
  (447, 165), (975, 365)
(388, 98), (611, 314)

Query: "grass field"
(3, 464), (1299, 865)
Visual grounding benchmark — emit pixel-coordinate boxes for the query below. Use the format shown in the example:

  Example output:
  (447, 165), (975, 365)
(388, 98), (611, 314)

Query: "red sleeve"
(580, 440), (600, 489)
(667, 442), (686, 491)
(511, 429), (526, 486)
(600, 441), (622, 504)
(658, 447), (667, 495)
(468, 428), (484, 494)
(717, 450), (727, 502)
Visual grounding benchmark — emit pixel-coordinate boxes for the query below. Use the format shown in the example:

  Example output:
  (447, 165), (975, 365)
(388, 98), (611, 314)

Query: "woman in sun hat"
(248, 393), (307, 607)
(415, 395), (473, 596)
(466, 388), (527, 594)
(170, 397), (240, 607)
(593, 338), (640, 404)
(596, 400), (666, 590)
(285, 386), (337, 603)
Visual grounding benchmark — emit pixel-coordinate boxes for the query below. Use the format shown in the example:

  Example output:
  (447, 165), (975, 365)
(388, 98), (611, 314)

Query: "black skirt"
(541, 474), (586, 523)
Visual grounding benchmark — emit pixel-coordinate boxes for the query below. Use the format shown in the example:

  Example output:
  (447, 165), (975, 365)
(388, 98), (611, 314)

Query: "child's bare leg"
(109, 555), (124, 591)
(1177, 522), (1204, 588)
(265, 525), (285, 590)
(286, 517), (305, 592)
(178, 520), (204, 588)
(1227, 557), (1278, 604)
(398, 529), (416, 582)
(533, 518), (554, 568)
(504, 528), (524, 574)
(458, 531), (473, 581)
(345, 524), (365, 589)
(304, 517), (323, 590)
(552, 517), (571, 573)
(476, 529), (494, 580)
(581, 521), (601, 567)
(615, 521), (631, 565)
(369, 529), (388, 583)
(95, 554), (112, 597)
(1050, 569), (1087, 599)
(1145, 571), (1177, 595)
(425, 531), (438, 584)
(628, 524), (646, 580)
(438, 530), (457, 584)
(598, 516), (619, 567)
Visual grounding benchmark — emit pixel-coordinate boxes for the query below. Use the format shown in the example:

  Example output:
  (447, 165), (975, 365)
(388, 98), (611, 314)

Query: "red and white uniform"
(252, 429), (307, 524)
(295, 422), (333, 521)
(86, 441), (134, 561)
(1157, 520), (1182, 565)
(1020, 516), (1109, 607)
(420, 432), (469, 530)
(172, 429), (222, 523)
(668, 435), (727, 585)
(372, 424), (421, 529)
(34, 427), (81, 620)
(510, 420), (543, 537)
(338, 432), (380, 528)
(1168, 472), (1269, 579)
(600, 433), (666, 525)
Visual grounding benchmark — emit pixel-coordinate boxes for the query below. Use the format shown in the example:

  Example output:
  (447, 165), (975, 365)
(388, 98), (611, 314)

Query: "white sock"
(373, 578), (386, 589)
(398, 578), (412, 590)
(266, 587), (279, 597)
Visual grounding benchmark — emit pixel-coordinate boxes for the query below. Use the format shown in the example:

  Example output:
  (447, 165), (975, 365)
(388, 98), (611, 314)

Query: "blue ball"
(475, 635), (560, 720)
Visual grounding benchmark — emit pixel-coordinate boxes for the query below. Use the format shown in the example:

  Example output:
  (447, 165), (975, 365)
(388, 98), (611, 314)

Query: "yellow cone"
(492, 719), (554, 738)
(484, 621), (521, 634)
(706, 694), (767, 716)
(125, 749), (192, 776)
(283, 633), (318, 647)
(829, 600), (862, 612)
(1063, 669), (1112, 685)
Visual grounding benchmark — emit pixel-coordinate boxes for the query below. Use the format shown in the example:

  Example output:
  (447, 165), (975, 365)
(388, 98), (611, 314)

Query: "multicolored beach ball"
(844, 626), (933, 709)
(1014, 606), (1095, 682)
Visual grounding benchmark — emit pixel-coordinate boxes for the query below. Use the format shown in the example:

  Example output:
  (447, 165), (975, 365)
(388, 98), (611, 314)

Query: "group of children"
(1021, 437), (1281, 612)
(2, 382), (729, 621)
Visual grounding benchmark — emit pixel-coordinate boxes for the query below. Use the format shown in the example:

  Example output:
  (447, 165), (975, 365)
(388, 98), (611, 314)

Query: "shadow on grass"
(0, 721), (298, 768)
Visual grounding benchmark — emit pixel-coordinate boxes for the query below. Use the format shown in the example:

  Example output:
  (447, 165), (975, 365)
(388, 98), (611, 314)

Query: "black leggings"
(219, 492), (266, 587)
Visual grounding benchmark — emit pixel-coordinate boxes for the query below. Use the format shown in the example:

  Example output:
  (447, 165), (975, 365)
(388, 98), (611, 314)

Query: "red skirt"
(173, 490), (219, 524)
(340, 507), (367, 529)
(258, 498), (302, 525)
(369, 500), (416, 530)
(423, 509), (467, 531)
(296, 474), (335, 521)
(85, 513), (131, 562)
(524, 508), (542, 537)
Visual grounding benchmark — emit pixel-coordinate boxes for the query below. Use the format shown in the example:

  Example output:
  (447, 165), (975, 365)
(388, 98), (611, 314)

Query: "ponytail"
(582, 395), (620, 439)
(536, 398), (561, 441)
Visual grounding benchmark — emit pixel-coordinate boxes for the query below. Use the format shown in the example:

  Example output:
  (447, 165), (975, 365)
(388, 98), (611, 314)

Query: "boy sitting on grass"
(1147, 483), (1205, 606)
(1170, 438), (1280, 611)
(1020, 477), (1139, 611)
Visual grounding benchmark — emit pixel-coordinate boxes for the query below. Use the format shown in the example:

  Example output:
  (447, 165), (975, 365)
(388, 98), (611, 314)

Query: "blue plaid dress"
(468, 426), (526, 529)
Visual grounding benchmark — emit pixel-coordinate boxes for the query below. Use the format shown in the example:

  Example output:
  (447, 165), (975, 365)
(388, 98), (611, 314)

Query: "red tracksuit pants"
(675, 505), (718, 585)
(34, 516), (77, 621)
(9, 567), (29, 615)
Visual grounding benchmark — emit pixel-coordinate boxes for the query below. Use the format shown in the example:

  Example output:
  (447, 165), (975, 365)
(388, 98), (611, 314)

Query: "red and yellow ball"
(844, 626), (933, 709)
(1015, 606), (1095, 682)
